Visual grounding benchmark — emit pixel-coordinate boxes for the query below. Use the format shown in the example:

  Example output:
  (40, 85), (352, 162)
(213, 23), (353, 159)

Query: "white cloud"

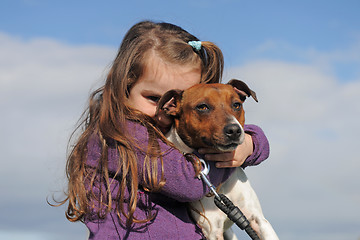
(1, 31), (359, 239)
(0, 32), (115, 238)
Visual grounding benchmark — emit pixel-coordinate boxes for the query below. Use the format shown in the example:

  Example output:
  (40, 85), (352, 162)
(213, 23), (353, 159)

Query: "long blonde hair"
(60, 20), (224, 225)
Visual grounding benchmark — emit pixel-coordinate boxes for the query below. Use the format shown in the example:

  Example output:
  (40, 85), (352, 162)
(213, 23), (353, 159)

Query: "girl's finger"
(215, 160), (239, 168)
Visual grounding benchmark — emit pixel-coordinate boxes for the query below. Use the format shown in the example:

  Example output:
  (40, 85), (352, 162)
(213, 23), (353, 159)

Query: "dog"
(156, 79), (279, 240)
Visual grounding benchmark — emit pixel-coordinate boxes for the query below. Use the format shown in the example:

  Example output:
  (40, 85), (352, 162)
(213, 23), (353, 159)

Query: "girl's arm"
(128, 121), (234, 202)
(86, 121), (235, 203)
(241, 124), (270, 168)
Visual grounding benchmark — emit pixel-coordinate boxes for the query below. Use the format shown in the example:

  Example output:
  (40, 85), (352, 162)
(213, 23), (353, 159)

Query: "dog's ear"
(228, 79), (258, 102)
(156, 89), (183, 117)
(155, 90), (183, 131)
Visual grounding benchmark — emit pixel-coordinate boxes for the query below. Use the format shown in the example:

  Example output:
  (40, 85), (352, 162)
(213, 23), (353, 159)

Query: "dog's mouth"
(216, 142), (240, 152)
(201, 137), (241, 152)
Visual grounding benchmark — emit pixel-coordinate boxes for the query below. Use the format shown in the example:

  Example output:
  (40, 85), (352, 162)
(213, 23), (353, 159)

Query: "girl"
(61, 21), (269, 239)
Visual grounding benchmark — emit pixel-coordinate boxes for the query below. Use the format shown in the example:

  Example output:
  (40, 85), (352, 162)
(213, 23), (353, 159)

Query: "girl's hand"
(198, 133), (254, 168)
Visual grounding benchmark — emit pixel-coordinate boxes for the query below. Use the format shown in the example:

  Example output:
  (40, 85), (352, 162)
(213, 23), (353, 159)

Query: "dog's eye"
(196, 104), (210, 112)
(233, 102), (242, 110)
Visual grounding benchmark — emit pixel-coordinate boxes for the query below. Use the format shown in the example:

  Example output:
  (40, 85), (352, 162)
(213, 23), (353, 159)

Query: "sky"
(0, 0), (359, 239)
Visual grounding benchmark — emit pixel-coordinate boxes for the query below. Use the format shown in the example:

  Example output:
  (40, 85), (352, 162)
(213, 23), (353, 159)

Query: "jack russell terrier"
(156, 79), (279, 240)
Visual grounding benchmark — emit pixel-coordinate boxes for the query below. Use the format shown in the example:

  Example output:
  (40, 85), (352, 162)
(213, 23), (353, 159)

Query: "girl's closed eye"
(146, 95), (160, 103)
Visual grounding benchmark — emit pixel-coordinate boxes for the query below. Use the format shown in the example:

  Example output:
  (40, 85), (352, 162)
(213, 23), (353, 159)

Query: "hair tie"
(188, 41), (202, 51)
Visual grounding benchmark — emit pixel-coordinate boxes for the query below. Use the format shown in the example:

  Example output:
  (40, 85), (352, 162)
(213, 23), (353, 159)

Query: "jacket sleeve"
(242, 124), (270, 168)
(86, 121), (235, 203)
(128, 121), (234, 202)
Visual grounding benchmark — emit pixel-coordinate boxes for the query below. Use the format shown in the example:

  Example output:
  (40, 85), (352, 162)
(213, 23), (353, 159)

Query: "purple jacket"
(85, 121), (269, 240)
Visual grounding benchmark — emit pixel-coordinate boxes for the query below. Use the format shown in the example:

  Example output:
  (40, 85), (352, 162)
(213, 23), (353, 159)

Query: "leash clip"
(199, 158), (210, 176)
(198, 158), (221, 199)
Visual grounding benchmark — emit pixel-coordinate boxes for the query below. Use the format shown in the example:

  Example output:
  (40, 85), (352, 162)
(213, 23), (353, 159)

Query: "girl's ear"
(156, 89), (183, 117)
(228, 79), (258, 102)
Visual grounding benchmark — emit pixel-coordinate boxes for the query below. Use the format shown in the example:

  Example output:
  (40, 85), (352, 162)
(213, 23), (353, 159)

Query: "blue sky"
(2, 0), (360, 75)
(1, 1), (359, 240)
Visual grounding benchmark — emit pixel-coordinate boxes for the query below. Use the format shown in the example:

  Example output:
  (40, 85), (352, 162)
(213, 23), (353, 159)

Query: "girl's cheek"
(142, 104), (157, 117)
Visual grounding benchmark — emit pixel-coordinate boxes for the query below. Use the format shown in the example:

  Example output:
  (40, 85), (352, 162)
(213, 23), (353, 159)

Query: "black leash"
(198, 159), (261, 240)
(214, 194), (260, 240)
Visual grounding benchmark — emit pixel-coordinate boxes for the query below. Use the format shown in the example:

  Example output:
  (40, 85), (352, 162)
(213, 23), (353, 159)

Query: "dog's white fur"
(166, 125), (279, 240)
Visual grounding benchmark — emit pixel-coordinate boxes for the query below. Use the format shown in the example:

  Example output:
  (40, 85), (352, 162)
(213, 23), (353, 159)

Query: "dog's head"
(156, 79), (258, 152)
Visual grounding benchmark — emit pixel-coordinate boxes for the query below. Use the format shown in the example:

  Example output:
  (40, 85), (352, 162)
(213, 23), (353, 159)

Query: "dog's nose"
(224, 124), (242, 140)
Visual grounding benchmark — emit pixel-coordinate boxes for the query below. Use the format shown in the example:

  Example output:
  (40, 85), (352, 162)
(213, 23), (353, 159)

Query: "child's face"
(128, 52), (201, 118)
